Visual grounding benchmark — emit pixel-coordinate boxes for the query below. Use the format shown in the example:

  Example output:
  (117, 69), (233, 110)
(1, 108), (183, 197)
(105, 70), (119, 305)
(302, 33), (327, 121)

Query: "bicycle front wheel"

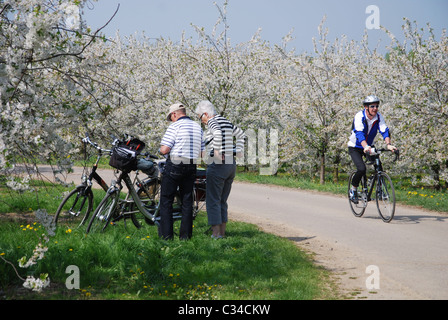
(376, 172), (395, 222)
(53, 186), (93, 228)
(348, 171), (367, 217)
(86, 190), (120, 233)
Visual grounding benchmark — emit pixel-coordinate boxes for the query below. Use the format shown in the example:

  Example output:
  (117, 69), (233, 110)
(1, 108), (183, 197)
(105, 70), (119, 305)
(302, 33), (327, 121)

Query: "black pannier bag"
(136, 158), (156, 176)
(109, 137), (146, 172)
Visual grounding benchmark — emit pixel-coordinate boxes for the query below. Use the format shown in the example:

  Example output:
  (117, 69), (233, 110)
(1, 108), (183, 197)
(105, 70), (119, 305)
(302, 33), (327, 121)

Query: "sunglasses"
(368, 104), (379, 109)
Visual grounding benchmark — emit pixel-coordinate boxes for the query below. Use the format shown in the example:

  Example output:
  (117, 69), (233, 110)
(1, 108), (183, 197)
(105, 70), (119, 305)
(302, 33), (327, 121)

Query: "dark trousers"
(206, 163), (236, 225)
(348, 147), (366, 188)
(349, 147), (383, 187)
(159, 160), (196, 240)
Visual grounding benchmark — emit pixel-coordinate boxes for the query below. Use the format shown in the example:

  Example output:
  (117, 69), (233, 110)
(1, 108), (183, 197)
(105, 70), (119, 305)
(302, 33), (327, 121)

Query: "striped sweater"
(205, 115), (245, 157)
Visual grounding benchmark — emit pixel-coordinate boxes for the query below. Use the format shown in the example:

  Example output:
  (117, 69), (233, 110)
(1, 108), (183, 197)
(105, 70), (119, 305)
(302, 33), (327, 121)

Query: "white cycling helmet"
(363, 95), (380, 105)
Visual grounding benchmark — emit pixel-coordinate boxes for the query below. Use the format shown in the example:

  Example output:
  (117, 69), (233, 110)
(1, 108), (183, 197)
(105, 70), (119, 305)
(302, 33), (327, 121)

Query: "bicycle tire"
(117, 198), (143, 229)
(348, 171), (367, 217)
(376, 172), (395, 222)
(86, 190), (120, 233)
(131, 178), (159, 226)
(53, 186), (93, 228)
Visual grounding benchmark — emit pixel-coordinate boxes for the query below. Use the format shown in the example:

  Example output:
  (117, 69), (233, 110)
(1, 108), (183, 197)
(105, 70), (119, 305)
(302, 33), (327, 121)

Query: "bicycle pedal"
(69, 211), (80, 217)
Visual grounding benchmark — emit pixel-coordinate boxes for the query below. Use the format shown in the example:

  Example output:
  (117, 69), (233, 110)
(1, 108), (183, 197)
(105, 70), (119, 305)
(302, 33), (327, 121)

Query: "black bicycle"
(86, 137), (206, 233)
(52, 134), (111, 228)
(348, 147), (400, 222)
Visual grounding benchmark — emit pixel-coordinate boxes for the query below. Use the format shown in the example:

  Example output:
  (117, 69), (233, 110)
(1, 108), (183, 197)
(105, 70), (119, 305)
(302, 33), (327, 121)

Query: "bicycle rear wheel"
(86, 190), (120, 233)
(376, 172), (395, 222)
(133, 178), (160, 226)
(348, 171), (367, 217)
(53, 186), (93, 228)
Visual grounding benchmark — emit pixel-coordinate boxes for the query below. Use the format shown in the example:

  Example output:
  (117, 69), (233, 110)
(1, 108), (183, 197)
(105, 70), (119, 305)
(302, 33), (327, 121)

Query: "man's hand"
(363, 145), (372, 154)
(387, 144), (397, 152)
(159, 145), (171, 155)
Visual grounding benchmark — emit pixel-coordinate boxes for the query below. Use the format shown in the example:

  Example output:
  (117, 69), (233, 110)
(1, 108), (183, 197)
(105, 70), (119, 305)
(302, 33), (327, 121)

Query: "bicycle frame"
(363, 155), (383, 201)
(106, 169), (157, 224)
(81, 135), (112, 192)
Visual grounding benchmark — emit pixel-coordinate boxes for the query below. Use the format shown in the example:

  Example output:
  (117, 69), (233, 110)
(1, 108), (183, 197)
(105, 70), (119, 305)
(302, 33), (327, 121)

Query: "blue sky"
(82, 0), (447, 53)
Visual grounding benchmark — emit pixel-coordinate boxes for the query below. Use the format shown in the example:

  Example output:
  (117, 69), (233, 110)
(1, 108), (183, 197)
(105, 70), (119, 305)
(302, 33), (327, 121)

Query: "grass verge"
(0, 213), (335, 300)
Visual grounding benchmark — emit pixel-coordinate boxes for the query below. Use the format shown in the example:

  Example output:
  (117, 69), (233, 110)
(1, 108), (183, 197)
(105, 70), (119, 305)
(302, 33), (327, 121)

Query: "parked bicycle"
(348, 147), (400, 222)
(86, 136), (206, 233)
(53, 134), (112, 228)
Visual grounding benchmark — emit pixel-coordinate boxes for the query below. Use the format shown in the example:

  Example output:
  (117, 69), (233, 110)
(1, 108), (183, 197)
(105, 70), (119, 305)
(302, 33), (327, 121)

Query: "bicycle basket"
(109, 146), (138, 171)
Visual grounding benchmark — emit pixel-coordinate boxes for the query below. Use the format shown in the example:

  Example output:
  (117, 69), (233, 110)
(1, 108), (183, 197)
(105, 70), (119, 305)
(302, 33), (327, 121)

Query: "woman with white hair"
(195, 100), (245, 239)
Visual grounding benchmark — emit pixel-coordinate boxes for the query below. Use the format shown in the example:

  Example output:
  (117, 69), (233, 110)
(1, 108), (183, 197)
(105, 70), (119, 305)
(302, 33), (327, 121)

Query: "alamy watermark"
(184, 127), (279, 175)
(242, 128), (278, 176)
(65, 265), (80, 290)
(365, 5), (380, 30)
(365, 265), (380, 290)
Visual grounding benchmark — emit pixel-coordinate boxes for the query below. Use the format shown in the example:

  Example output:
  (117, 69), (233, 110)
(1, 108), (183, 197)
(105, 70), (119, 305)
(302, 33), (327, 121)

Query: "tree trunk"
(333, 154), (340, 183)
(319, 153), (325, 185)
(333, 166), (339, 184)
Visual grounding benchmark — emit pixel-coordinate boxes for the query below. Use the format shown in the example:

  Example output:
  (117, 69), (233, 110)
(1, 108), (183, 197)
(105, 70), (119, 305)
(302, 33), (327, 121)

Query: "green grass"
(235, 171), (448, 214)
(0, 178), (335, 300)
(0, 214), (334, 300)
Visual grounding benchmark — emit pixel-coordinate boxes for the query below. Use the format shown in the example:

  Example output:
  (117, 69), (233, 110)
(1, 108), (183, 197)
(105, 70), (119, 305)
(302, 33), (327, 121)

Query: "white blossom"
(23, 274), (50, 292)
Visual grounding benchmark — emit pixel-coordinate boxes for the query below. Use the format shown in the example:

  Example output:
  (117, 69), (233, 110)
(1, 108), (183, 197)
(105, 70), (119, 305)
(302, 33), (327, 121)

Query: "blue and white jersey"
(161, 116), (205, 159)
(348, 110), (390, 149)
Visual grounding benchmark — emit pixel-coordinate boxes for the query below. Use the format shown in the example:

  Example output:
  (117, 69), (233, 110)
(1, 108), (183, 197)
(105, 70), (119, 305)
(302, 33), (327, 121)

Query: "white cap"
(166, 103), (185, 121)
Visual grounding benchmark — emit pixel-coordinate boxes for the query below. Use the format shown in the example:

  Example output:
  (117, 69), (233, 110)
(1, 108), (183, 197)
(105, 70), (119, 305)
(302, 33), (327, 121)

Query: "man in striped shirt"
(159, 103), (204, 240)
(195, 100), (245, 239)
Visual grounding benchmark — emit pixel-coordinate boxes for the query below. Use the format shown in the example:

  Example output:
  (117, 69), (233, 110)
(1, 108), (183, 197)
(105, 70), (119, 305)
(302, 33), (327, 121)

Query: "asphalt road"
(27, 165), (448, 299)
(227, 181), (448, 300)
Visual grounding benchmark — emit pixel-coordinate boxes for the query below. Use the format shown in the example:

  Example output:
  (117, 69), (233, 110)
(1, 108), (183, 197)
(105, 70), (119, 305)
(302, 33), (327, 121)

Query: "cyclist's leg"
(348, 147), (366, 187)
(348, 147), (366, 202)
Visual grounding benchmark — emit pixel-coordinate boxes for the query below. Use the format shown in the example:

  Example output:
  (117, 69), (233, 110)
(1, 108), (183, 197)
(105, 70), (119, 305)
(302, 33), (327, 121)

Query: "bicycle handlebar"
(140, 152), (159, 160)
(82, 133), (112, 154)
(369, 147), (400, 162)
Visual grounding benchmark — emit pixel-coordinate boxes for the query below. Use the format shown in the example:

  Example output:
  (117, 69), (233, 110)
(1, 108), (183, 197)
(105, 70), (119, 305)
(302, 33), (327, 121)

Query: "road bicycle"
(86, 141), (206, 233)
(348, 147), (399, 222)
(52, 134), (112, 228)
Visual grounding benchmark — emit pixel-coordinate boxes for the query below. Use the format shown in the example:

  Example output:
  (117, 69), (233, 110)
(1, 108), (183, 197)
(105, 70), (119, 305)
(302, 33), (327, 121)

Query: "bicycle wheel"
(134, 178), (160, 225)
(376, 172), (395, 222)
(348, 171), (367, 217)
(53, 186), (93, 228)
(86, 190), (120, 233)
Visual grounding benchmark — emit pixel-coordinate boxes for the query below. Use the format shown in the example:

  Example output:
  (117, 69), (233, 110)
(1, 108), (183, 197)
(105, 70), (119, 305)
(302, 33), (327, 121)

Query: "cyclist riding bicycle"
(348, 95), (397, 203)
